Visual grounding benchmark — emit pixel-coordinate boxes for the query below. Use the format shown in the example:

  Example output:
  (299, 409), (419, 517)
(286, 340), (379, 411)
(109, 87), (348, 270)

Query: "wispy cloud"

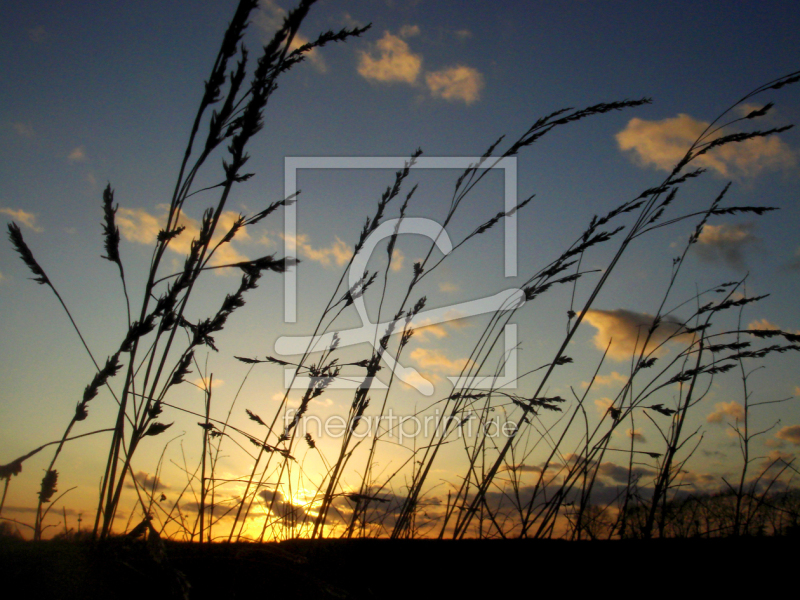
(583, 309), (687, 361)
(438, 281), (458, 293)
(283, 233), (352, 267)
(425, 65), (484, 105)
(582, 370), (628, 388)
(410, 347), (470, 373)
(760, 449), (794, 472)
(399, 24), (420, 38)
(358, 31), (422, 83)
(411, 317), (449, 340)
(706, 401), (745, 424)
(11, 122), (35, 139)
(785, 247), (800, 271)
(616, 114), (796, 177)
(693, 223), (758, 270)
(748, 318), (781, 331)
(117, 206), (251, 269)
(67, 146), (86, 163)
(594, 397), (614, 416)
(0, 207), (43, 232)
(191, 376), (224, 391)
(776, 425), (800, 445)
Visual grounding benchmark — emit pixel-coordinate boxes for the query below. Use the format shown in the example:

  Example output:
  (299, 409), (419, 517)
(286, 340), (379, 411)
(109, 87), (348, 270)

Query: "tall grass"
(1, 0), (798, 542)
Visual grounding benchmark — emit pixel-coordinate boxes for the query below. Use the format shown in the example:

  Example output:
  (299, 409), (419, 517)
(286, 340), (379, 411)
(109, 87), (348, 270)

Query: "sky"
(2, 0), (800, 539)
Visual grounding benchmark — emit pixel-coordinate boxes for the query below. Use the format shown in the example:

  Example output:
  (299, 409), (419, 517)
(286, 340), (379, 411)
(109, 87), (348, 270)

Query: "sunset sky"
(2, 0), (800, 538)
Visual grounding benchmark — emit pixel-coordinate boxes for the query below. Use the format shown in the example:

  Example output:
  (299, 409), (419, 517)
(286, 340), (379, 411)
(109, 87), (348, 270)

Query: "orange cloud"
(616, 113), (796, 177)
(425, 65), (484, 105)
(358, 32), (421, 83)
(117, 205), (251, 269)
(776, 425), (800, 446)
(410, 347), (471, 373)
(283, 233), (352, 268)
(0, 207), (43, 232)
(706, 401), (745, 424)
(583, 309), (687, 361)
(694, 223), (758, 270)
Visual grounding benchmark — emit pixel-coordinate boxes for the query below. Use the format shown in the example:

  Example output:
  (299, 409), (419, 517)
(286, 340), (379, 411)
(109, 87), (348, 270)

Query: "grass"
(2, 0), (800, 557)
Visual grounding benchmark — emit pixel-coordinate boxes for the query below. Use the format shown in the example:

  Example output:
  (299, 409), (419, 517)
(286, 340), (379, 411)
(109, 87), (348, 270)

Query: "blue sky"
(2, 0), (800, 537)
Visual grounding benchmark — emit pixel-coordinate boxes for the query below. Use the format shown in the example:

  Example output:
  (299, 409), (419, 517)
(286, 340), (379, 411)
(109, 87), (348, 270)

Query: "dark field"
(1, 536), (795, 599)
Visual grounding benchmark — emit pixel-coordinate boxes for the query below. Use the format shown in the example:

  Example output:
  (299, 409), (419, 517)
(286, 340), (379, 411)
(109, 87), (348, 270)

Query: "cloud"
(438, 281), (458, 293)
(785, 247), (800, 271)
(776, 425), (800, 446)
(627, 429), (647, 443)
(425, 65), (484, 105)
(284, 233), (352, 267)
(748, 318), (781, 332)
(67, 146), (86, 162)
(693, 223), (758, 270)
(412, 317), (449, 340)
(760, 450), (794, 472)
(616, 114), (796, 177)
(253, 1), (326, 72)
(410, 347), (470, 372)
(11, 122), (35, 139)
(583, 309), (687, 361)
(358, 31), (421, 83)
(399, 24), (420, 38)
(191, 376), (224, 391)
(0, 207), (43, 232)
(127, 471), (169, 492)
(594, 397), (614, 416)
(583, 371), (628, 388)
(27, 26), (46, 43)
(258, 489), (308, 520)
(453, 29), (472, 40)
(597, 462), (655, 483)
(390, 247), (404, 272)
(706, 401), (745, 424)
(117, 205), (251, 268)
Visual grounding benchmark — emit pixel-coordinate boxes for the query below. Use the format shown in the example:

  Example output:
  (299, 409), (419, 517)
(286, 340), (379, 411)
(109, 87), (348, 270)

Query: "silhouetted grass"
(1, 0), (799, 551)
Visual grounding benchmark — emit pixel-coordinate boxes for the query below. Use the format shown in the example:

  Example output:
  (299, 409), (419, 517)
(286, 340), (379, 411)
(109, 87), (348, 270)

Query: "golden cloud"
(358, 32), (421, 83)
(117, 206), (250, 269)
(706, 401), (745, 424)
(694, 223), (758, 270)
(583, 309), (688, 361)
(582, 370), (628, 389)
(616, 113), (796, 177)
(425, 65), (484, 105)
(283, 233), (352, 267)
(0, 207), (43, 232)
(776, 425), (800, 446)
(410, 347), (471, 373)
